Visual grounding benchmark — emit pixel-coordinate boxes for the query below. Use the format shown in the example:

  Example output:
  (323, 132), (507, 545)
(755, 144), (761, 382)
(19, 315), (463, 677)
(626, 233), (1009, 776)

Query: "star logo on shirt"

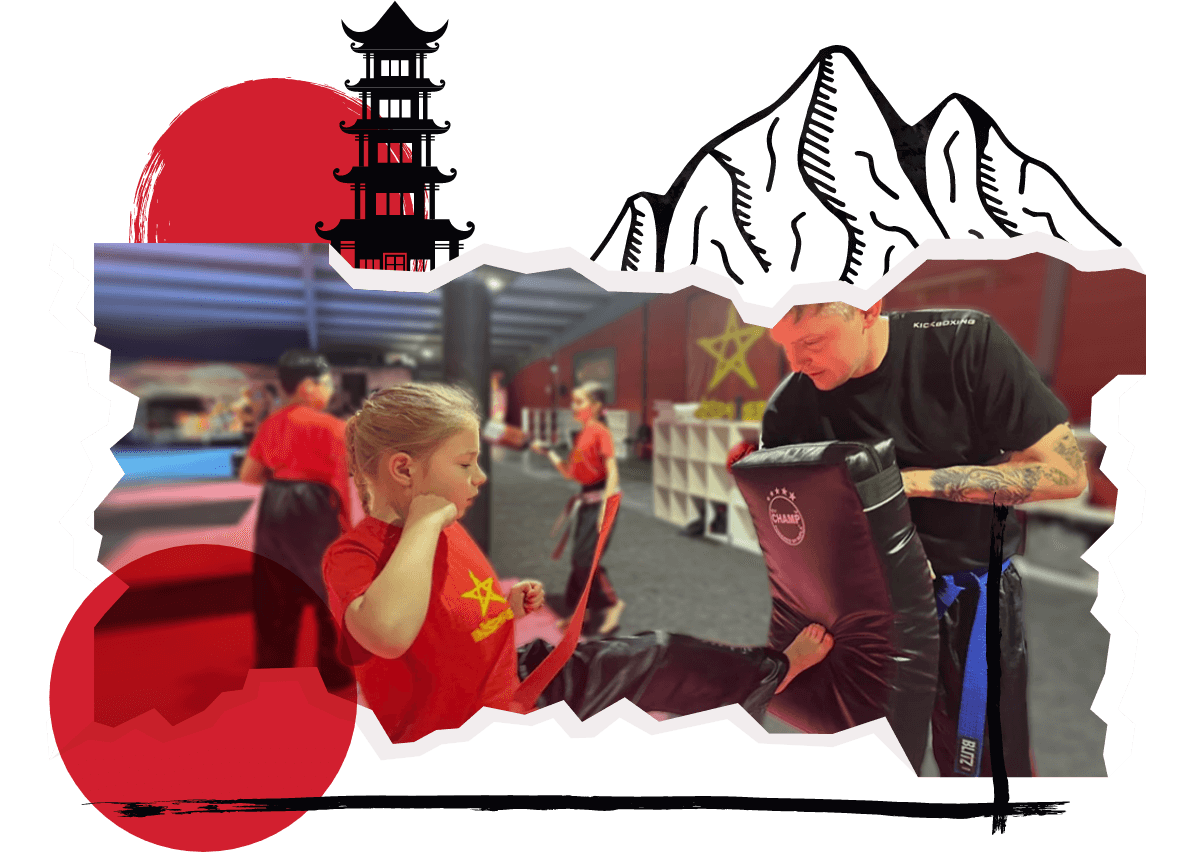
(697, 304), (767, 392)
(460, 571), (507, 618)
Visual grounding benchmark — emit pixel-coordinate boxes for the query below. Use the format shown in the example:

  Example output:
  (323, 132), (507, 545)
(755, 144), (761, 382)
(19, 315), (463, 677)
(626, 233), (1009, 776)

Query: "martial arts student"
(529, 382), (626, 635)
(761, 301), (1088, 776)
(239, 350), (354, 690)
(322, 383), (834, 744)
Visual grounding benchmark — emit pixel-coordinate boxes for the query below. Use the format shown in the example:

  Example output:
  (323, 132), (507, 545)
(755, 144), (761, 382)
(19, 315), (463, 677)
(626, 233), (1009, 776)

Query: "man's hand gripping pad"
(730, 440), (939, 773)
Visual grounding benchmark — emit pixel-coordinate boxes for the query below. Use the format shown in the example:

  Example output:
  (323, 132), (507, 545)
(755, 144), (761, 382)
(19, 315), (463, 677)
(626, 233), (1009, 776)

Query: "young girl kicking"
(323, 383), (833, 744)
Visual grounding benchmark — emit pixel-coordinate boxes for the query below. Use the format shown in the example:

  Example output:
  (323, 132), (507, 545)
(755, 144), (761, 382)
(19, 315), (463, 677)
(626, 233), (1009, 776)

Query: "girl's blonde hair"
(345, 383), (481, 513)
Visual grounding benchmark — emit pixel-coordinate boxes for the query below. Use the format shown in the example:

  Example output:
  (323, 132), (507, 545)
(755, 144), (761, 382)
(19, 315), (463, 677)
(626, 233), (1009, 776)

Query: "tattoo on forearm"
(927, 463), (1074, 505)
(1048, 466), (1073, 485)
(1053, 429), (1086, 474)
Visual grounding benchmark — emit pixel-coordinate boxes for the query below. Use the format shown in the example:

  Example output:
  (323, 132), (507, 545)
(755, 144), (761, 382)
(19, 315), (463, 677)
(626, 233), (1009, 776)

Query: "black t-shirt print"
(761, 310), (1069, 574)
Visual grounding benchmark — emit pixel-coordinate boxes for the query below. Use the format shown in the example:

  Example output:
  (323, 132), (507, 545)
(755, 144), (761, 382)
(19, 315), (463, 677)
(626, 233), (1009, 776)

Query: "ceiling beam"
(315, 298), (441, 318)
(501, 286), (615, 304)
(95, 242), (310, 270)
(96, 303), (308, 327)
(94, 260), (308, 290)
(492, 294), (595, 315)
(97, 285), (303, 310)
(314, 280), (439, 302)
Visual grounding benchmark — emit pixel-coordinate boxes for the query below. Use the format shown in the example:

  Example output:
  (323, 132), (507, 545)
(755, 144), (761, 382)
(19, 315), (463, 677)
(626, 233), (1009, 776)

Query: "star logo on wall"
(697, 304), (767, 392)
(460, 571), (506, 617)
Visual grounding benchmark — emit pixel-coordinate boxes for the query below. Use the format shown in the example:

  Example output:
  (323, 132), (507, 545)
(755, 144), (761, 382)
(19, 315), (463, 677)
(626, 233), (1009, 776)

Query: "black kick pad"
(731, 440), (939, 772)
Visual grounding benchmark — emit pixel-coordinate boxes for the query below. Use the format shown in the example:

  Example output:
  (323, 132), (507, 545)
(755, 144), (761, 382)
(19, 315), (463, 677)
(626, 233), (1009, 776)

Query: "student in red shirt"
(531, 382), (625, 635)
(239, 350), (354, 690)
(323, 383), (835, 745)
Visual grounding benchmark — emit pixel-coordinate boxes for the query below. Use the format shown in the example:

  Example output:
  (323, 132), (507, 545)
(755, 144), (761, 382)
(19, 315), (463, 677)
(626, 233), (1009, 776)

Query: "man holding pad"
(760, 300), (1087, 776)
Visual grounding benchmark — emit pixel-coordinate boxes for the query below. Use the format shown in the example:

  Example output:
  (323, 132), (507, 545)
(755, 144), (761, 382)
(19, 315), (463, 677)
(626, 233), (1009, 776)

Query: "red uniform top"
(322, 517), (522, 744)
(249, 404), (352, 532)
(569, 423), (614, 487)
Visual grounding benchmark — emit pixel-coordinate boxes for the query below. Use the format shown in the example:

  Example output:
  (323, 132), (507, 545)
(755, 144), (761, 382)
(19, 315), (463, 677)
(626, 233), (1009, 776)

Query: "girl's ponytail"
(344, 412), (370, 515)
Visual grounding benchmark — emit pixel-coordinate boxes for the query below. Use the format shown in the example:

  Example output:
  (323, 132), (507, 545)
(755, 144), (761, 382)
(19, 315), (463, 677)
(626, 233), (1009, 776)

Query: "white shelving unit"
(604, 410), (637, 460)
(652, 418), (763, 555)
(521, 407), (578, 449)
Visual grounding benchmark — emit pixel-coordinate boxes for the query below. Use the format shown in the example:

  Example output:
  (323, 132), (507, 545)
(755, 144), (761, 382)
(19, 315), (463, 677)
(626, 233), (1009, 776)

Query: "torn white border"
(355, 700), (916, 773)
(48, 234), (1144, 777)
(330, 234), (1142, 327)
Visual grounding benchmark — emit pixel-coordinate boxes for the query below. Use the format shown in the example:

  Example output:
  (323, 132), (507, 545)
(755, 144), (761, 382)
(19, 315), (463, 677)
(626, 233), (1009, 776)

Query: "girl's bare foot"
(597, 599), (626, 635)
(776, 623), (834, 693)
(557, 610), (591, 630)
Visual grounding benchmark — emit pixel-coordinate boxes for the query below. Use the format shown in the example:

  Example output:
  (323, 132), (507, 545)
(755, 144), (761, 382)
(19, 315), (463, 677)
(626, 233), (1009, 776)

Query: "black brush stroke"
(853, 151), (896, 200)
(977, 154), (1021, 236)
(968, 229), (983, 238)
(944, 129), (963, 203)
(767, 116), (777, 190)
(1018, 160), (1029, 196)
(1020, 206), (1058, 234)
(988, 505), (1010, 833)
(91, 796), (1067, 819)
(867, 209), (910, 245)
(883, 245), (895, 275)
(710, 235), (739, 286)
(691, 203), (705, 264)
(791, 210), (810, 272)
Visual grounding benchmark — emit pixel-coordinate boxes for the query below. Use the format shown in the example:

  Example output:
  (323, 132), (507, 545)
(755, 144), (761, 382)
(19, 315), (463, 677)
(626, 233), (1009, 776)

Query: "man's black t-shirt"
(761, 309), (1069, 574)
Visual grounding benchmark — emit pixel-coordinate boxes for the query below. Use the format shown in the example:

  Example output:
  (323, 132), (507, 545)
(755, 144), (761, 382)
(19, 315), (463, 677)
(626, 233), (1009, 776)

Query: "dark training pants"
(566, 500), (619, 615)
(933, 563), (1033, 777)
(519, 631), (789, 724)
(253, 480), (354, 690)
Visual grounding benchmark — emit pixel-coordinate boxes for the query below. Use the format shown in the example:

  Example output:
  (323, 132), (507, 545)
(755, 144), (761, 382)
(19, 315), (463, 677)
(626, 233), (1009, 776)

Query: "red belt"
(549, 490), (605, 560)
(511, 492), (622, 710)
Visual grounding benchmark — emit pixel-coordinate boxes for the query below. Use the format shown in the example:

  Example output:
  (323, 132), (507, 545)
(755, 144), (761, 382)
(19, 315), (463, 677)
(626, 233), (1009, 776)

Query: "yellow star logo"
(460, 571), (506, 618)
(696, 304), (767, 393)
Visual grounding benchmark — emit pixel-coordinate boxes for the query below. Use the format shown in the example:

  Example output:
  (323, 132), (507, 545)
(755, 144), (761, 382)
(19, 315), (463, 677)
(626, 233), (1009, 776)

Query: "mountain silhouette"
(592, 46), (1119, 289)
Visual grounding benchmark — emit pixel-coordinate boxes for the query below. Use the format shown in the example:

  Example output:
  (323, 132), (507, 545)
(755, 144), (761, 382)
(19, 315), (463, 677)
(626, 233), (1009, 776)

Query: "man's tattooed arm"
(912, 462), (1076, 505)
(901, 423), (1088, 505)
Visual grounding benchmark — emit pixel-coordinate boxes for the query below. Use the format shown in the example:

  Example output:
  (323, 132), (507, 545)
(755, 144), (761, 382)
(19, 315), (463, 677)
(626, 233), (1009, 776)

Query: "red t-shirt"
(322, 517), (522, 743)
(249, 404), (352, 532)
(569, 423), (614, 487)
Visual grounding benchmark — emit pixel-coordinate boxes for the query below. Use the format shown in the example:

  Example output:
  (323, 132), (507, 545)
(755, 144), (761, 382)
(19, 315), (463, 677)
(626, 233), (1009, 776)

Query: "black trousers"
(252, 480), (354, 690)
(566, 500), (619, 614)
(519, 631), (789, 725)
(933, 563), (1033, 777)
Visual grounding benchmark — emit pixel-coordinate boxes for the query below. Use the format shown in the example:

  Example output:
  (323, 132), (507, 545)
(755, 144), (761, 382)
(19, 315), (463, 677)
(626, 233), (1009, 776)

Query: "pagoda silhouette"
(316, 2), (474, 270)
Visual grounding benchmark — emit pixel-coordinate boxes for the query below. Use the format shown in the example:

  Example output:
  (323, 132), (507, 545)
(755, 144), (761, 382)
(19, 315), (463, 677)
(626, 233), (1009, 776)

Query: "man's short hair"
(784, 301), (858, 324)
(277, 349), (331, 395)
